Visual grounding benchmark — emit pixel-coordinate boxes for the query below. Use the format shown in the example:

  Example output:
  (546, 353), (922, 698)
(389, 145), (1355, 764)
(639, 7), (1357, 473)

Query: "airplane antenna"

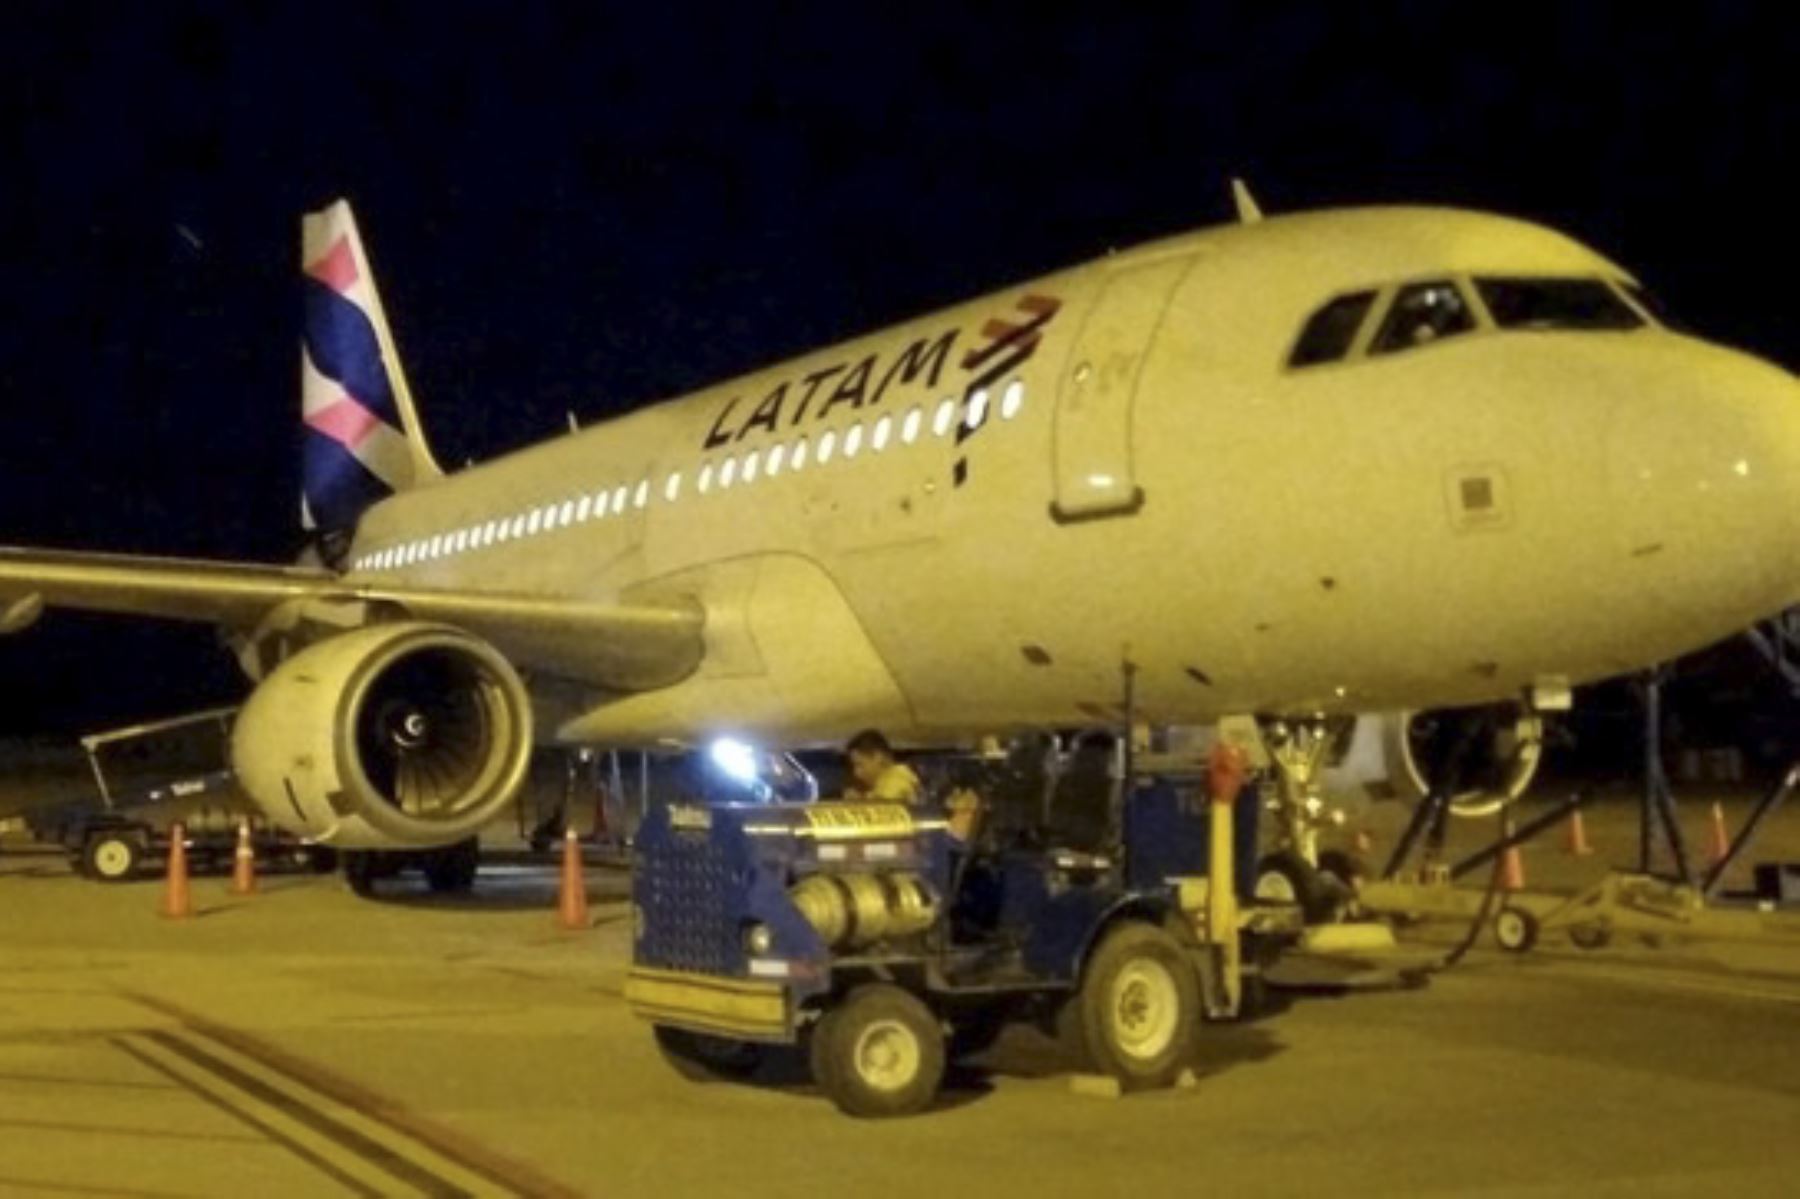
(1231, 178), (1264, 224)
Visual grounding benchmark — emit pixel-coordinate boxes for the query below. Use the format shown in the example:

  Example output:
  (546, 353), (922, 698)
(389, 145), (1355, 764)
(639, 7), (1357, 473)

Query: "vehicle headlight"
(743, 922), (773, 955)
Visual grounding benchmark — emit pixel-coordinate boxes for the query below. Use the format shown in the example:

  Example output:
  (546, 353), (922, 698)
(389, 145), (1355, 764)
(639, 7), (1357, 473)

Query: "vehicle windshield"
(1370, 280), (1476, 355)
(1288, 290), (1377, 368)
(1475, 277), (1645, 331)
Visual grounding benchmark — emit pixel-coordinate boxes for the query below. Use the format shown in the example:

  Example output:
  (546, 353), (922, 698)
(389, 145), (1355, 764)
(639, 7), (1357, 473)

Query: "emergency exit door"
(1052, 254), (1196, 521)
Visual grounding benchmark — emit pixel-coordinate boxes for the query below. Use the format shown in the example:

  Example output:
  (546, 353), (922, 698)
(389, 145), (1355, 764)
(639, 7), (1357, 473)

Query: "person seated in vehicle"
(844, 728), (982, 839)
(844, 729), (923, 804)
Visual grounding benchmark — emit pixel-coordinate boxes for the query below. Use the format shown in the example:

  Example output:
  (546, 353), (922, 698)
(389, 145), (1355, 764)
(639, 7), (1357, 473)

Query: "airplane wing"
(0, 546), (704, 690)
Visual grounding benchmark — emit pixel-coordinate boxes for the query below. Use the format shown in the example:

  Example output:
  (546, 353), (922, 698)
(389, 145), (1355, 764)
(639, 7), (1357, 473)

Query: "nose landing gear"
(1252, 717), (1357, 923)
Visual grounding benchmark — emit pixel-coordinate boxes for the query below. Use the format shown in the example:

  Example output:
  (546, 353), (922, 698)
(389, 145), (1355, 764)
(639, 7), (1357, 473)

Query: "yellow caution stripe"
(625, 967), (790, 1038)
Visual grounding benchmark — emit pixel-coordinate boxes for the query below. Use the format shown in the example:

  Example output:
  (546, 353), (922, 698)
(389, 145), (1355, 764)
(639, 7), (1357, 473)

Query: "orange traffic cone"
(1708, 801), (1731, 867)
(1564, 809), (1594, 857)
(1500, 817), (1527, 893)
(161, 823), (192, 919)
(557, 826), (589, 931)
(229, 820), (257, 896)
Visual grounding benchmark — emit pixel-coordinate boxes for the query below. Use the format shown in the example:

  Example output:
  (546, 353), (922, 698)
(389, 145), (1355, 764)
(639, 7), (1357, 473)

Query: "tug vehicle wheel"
(1067, 922), (1199, 1090)
(84, 831), (143, 883)
(812, 984), (945, 1118)
(653, 1026), (765, 1081)
(1494, 905), (1539, 953)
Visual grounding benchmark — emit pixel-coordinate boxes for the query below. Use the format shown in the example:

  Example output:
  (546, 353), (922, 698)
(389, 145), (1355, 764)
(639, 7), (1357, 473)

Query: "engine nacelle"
(231, 622), (533, 848)
(1323, 705), (1544, 819)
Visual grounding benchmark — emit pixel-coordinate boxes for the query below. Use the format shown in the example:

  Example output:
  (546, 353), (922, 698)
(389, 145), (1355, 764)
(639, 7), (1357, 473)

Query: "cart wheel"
(1067, 921), (1200, 1090)
(1254, 851), (1341, 923)
(812, 983), (945, 1118)
(1567, 922), (1610, 951)
(83, 832), (143, 883)
(653, 1025), (764, 1081)
(1494, 905), (1539, 953)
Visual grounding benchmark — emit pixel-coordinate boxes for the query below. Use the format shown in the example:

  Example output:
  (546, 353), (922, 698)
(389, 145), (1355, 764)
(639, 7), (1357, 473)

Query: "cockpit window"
(1370, 280), (1476, 355)
(1619, 281), (1680, 330)
(1288, 290), (1377, 368)
(1475, 277), (1645, 331)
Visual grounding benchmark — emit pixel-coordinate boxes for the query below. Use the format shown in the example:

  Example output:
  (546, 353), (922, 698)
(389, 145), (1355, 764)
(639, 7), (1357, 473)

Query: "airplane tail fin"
(300, 200), (442, 558)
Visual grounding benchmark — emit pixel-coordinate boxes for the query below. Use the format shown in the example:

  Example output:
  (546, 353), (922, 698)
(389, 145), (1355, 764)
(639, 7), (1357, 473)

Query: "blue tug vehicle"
(625, 745), (1293, 1116)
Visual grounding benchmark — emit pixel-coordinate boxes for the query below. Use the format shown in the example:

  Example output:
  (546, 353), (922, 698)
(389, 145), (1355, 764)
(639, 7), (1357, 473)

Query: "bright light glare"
(709, 737), (760, 785)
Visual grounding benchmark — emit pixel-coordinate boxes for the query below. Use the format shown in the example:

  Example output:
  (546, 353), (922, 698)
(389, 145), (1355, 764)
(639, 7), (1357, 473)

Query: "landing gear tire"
(422, 839), (480, 894)
(1316, 848), (1365, 890)
(84, 832), (143, 883)
(1255, 851), (1341, 923)
(1065, 922), (1199, 1091)
(812, 983), (945, 1118)
(653, 1026), (765, 1081)
(1494, 905), (1539, 953)
(342, 850), (378, 897)
(1567, 922), (1611, 951)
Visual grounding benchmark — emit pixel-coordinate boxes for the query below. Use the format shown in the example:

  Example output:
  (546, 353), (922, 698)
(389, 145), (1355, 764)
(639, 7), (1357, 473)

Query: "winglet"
(1231, 178), (1264, 224)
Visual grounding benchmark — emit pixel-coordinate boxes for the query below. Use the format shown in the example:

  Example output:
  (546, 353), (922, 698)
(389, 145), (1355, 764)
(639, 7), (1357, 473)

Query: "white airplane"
(2, 190), (1794, 877)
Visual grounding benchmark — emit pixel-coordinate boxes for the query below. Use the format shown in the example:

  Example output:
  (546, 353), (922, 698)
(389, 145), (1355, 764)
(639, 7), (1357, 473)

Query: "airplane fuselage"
(343, 206), (1800, 746)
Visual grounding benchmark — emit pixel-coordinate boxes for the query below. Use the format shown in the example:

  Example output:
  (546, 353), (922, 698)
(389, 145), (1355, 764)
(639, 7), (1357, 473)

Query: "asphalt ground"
(1, 792), (1798, 1198)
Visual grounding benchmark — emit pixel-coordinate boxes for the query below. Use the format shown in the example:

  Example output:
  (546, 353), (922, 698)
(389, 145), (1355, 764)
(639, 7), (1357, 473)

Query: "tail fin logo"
(300, 201), (439, 549)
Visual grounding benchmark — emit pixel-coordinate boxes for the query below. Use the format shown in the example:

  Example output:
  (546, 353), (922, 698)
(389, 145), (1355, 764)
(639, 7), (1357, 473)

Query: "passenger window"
(1370, 281), (1475, 355)
(1289, 290), (1376, 367)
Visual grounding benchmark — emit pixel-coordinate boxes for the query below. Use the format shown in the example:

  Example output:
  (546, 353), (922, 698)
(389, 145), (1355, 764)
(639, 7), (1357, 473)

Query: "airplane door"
(1052, 254), (1196, 521)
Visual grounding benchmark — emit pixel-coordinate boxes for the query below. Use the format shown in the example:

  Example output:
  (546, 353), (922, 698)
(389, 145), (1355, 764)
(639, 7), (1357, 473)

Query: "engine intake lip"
(336, 624), (533, 842)
(1391, 706), (1544, 820)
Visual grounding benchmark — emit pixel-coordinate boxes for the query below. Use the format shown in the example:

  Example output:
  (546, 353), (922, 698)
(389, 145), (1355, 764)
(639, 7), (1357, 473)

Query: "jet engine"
(1323, 704), (1544, 818)
(231, 621), (533, 848)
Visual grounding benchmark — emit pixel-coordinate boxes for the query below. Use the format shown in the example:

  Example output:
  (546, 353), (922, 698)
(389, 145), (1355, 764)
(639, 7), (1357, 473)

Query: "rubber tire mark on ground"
(112, 1034), (385, 1199)
(116, 989), (584, 1199)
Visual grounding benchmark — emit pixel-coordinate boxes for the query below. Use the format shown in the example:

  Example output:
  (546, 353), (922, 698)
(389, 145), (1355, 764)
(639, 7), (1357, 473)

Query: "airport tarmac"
(2, 794), (1799, 1199)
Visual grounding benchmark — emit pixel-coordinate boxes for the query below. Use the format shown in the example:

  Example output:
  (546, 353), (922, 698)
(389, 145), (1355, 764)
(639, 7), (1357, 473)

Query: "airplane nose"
(1606, 348), (1800, 630)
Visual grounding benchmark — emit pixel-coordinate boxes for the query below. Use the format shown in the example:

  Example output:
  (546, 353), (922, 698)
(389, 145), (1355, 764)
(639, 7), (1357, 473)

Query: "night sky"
(1, 4), (1797, 738)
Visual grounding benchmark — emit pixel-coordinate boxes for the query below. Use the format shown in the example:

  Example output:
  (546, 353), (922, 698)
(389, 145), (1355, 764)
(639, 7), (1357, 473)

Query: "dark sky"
(1, 3), (1797, 736)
